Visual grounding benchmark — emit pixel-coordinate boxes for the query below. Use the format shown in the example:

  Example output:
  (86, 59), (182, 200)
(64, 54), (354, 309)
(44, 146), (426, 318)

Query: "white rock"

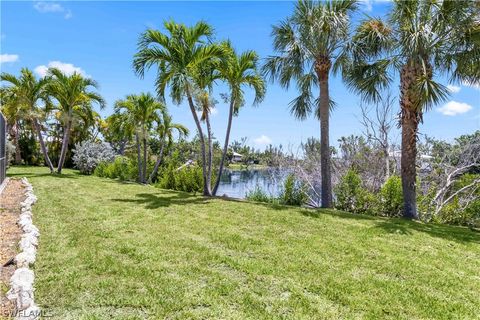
(19, 215), (33, 228)
(22, 225), (39, 236)
(15, 251), (36, 267)
(8, 268), (34, 293)
(20, 234), (38, 249)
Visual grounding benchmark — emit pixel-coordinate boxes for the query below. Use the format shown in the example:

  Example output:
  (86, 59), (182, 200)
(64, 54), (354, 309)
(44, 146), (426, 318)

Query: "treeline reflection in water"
(216, 168), (287, 199)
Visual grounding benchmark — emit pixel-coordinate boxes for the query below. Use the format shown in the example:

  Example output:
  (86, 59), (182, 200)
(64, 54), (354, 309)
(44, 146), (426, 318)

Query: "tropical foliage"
(343, 0), (480, 218)
(263, 0), (358, 208)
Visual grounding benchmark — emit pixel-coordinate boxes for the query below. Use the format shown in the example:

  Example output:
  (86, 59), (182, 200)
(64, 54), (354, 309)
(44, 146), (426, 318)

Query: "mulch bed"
(0, 179), (25, 318)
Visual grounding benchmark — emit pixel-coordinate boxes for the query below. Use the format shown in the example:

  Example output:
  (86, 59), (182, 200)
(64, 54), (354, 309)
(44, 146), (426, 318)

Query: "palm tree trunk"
(57, 119), (72, 174)
(205, 112), (213, 193)
(148, 138), (165, 183)
(400, 63), (420, 219)
(186, 89), (211, 196)
(400, 110), (419, 219)
(135, 132), (143, 183)
(13, 121), (22, 164)
(33, 119), (54, 173)
(315, 58), (332, 208)
(142, 130), (147, 184)
(213, 98), (235, 195)
(119, 139), (127, 156)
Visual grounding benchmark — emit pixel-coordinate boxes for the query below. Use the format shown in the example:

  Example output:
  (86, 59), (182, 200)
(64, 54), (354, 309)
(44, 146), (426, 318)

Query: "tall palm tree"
(46, 68), (105, 173)
(133, 20), (224, 196)
(115, 93), (164, 183)
(1, 68), (55, 172)
(212, 42), (265, 195)
(344, 0), (479, 219)
(148, 108), (189, 183)
(263, 0), (358, 208)
(191, 59), (223, 193)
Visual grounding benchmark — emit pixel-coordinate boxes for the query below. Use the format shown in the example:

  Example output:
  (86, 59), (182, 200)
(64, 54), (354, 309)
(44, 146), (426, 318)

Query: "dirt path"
(0, 179), (25, 318)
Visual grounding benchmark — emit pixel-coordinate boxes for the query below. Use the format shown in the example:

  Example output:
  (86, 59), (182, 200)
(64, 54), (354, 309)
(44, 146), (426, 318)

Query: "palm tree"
(191, 58), (223, 193)
(46, 68), (105, 173)
(263, 0), (358, 208)
(115, 93), (164, 183)
(344, 0), (479, 219)
(212, 43), (265, 195)
(103, 112), (134, 155)
(148, 108), (189, 183)
(133, 20), (224, 196)
(1, 68), (55, 172)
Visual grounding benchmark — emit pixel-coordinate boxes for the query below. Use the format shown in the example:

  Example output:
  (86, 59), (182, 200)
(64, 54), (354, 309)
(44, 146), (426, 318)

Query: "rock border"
(6, 178), (41, 320)
(0, 177), (9, 196)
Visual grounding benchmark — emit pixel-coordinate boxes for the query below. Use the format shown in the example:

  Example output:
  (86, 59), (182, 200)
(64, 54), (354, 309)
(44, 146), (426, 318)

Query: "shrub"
(73, 140), (115, 174)
(334, 169), (376, 215)
(431, 174), (480, 228)
(279, 174), (307, 206)
(245, 185), (275, 203)
(174, 166), (203, 193)
(94, 156), (137, 181)
(157, 164), (203, 193)
(378, 176), (403, 217)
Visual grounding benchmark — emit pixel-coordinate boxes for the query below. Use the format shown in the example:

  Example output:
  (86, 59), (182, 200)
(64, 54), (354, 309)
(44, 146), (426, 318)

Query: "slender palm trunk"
(135, 132), (143, 183)
(213, 97), (235, 195)
(400, 63), (421, 219)
(57, 118), (72, 174)
(33, 119), (54, 173)
(186, 89), (211, 196)
(148, 138), (165, 183)
(13, 121), (22, 164)
(119, 139), (127, 156)
(315, 57), (333, 208)
(205, 112), (213, 193)
(142, 130), (148, 184)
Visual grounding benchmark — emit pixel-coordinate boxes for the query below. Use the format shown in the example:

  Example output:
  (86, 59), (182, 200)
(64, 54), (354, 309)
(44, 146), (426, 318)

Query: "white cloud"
(0, 54), (19, 64)
(359, 0), (373, 12)
(254, 135), (272, 146)
(33, 2), (72, 19)
(437, 101), (473, 116)
(462, 80), (480, 91)
(359, 0), (391, 12)
(210, 107), (218, 115)
(64, 10), (72, 19)
(447, 85), (461, 93)
(34, 61), (87, 77)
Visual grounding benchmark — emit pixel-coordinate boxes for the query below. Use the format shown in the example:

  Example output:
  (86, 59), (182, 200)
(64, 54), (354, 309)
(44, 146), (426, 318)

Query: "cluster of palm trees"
(1, 0), (477, 220)
(263, 0), (479, 219)
(133, 21), (266, 196)
(108, 93), (188, 184)
(1, 68), (104, 173)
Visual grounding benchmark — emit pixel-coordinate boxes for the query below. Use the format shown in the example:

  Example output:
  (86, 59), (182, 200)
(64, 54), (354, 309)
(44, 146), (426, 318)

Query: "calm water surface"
(216, 168), (286, 199)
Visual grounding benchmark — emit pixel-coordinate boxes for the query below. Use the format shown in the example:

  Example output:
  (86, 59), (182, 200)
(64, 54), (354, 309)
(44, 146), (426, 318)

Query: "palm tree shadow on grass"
(112, 192), (210, 209)
(304, 209), (480, 244)
(7, 170), (80, 179)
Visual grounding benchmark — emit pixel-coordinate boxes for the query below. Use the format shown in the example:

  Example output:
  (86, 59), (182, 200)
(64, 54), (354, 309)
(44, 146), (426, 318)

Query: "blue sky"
(1, 1), (479, 151)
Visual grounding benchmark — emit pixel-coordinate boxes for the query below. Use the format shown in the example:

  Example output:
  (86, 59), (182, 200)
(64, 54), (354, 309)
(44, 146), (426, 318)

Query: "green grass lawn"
(7, 166), (480, 320)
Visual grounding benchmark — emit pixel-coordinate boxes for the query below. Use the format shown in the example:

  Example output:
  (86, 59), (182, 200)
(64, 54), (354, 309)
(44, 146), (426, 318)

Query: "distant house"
(232, 152), (243, 163)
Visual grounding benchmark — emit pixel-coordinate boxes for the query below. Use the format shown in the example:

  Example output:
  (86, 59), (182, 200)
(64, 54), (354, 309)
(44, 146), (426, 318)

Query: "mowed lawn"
(7, 166), (480, 320)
